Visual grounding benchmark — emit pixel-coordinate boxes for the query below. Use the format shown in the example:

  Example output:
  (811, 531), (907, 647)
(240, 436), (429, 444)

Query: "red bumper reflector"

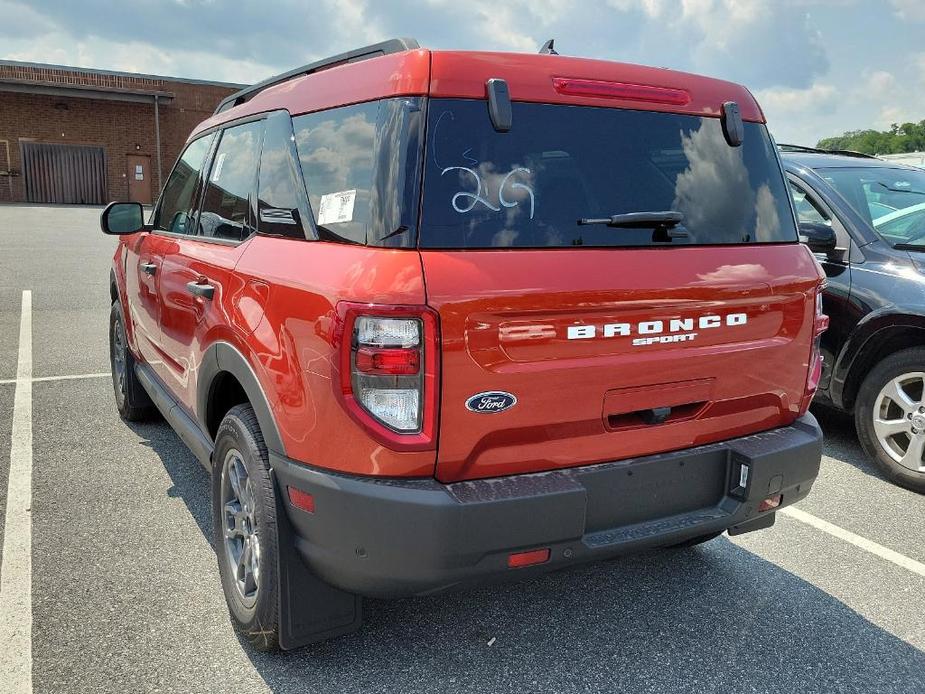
(758, 494), (782, 513)
(507, 548), (551, 569)
(288, 486), (315, 513)
(552, 77), (691, 105)
(355, 346), (420, 375)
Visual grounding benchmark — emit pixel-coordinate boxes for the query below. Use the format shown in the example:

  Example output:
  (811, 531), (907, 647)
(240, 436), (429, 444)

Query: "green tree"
(816, 121), (925, 154)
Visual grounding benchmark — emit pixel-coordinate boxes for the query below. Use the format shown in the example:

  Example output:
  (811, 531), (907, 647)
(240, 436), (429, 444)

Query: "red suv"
(102, 39), (827, 651)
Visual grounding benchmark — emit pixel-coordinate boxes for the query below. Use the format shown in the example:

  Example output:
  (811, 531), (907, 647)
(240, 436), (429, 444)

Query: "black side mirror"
(101, 202), (145, 235)
(799, 221), (837, 254)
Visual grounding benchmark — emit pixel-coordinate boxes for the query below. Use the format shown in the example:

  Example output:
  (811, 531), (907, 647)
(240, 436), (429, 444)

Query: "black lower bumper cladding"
(270, 414), (822, 647)
(274, 413), (821, 594)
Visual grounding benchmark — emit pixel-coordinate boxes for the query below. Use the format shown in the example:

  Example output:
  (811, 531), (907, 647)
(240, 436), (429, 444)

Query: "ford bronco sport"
(101, 39), (826, 651)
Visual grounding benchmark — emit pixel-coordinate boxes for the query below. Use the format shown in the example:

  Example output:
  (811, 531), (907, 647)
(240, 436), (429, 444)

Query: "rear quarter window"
(256, 112), (312, 240)
(293, 102), (378, 244)
(420, 100), (797, 249)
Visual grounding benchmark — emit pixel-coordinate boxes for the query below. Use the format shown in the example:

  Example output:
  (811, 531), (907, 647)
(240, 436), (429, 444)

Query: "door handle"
(141, 262), (157, 276)
(186, 281), (215, 300)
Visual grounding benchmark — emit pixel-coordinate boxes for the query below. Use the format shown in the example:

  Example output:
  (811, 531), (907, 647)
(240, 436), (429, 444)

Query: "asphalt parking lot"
(1, 204), (923, 694)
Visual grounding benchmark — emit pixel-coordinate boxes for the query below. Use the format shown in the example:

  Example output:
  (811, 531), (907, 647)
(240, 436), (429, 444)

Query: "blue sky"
(2, 0), (923, 145)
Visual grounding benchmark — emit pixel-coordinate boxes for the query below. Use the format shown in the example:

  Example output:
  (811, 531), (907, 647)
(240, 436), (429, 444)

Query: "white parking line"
(0, 372), (108, 385)
(781, 506), (925, 578)
(0, 290), (33, 693)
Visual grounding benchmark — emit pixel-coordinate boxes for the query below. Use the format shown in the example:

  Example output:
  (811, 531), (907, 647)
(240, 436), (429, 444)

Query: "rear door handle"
(141, 262), (157, 276)
(186, 281), (214, 300)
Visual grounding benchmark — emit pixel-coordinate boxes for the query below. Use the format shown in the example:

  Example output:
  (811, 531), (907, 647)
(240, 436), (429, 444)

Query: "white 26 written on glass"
(441, 166), (535, 219)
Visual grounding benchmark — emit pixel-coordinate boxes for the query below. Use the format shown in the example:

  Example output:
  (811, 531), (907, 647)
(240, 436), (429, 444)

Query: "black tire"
(666, 530), (724, 549)
(109, 301), (154, 421)
(212, 404), (281, 651)
(855, 347), (925, 494)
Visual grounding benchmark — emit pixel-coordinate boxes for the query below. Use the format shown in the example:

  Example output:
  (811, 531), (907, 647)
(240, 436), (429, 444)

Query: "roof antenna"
(539, 39), (559, 55)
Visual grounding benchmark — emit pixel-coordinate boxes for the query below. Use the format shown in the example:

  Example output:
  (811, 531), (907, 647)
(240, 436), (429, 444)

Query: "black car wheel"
(855, 347), (925, 494)
(212, 404), (282, 651)
(109, 301), (154, 421)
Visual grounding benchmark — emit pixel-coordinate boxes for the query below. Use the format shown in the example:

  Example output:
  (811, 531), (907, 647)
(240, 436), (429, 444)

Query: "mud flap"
(273, 472), (363, 650)
(727, 511), (776, 537)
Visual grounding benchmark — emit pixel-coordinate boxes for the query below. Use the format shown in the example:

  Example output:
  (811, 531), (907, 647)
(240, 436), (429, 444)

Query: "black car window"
(789, 180), (832, 226)
(257, 113), (310, 240)
(153, 133), (215, 235)
(292, 101), (379, 244)
(198, 120), (265, 242)
(820, 166), (925, 246)
(420, 99), (798, 249)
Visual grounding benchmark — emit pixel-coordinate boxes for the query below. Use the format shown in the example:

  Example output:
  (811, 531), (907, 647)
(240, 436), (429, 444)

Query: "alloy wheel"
(111, 318), (127, 396)
(872, 372), (925, 472)
(221, 448), (261, 609)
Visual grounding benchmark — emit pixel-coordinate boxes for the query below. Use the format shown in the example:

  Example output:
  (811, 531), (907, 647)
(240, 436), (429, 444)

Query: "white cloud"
(0, 0), (55, 37)
(754, 83), (839, 144)
(4, 33), (273, 84)
(756, 83), (839, 115)
(422, 0), (572, 52)
(320, 0), (380, 46)
(605, 0), (669, 17)
(916, 53), (925, 83)
(876, 104), (915, 130)
(602, 0), (831, 89)
(860, 70), (897, 98)
(2, 0), (923, 147)
(890, 0), (925, 22)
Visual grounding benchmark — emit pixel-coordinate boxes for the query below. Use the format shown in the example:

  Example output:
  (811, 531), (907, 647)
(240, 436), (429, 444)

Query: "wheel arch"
(109, 268), (119, 304)
(835, 307), (925, 411)
(198, 342), (285, 456)
(109, 265), (142, 356)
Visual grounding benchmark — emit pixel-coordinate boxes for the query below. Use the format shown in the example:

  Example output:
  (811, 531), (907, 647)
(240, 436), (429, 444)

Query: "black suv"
(782, 145), (925, 493)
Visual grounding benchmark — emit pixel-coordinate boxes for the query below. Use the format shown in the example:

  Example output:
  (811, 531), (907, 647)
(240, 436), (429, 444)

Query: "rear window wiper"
(578, 211), (688, 239)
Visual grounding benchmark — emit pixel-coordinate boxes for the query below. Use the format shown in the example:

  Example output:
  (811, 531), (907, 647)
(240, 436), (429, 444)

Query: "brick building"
(0, 60), (243, 205)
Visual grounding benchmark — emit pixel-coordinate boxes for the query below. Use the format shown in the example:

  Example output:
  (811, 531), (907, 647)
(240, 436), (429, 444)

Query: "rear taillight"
(799, 288), (829, 415)
(335, 303), (439, 451)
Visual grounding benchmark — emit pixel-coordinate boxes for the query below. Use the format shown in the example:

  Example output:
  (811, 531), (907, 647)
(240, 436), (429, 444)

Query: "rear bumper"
(271, 413), (822, 598)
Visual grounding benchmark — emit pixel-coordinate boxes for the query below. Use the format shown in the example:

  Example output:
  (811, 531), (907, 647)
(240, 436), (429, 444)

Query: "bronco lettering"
(566, 313), (748, 341)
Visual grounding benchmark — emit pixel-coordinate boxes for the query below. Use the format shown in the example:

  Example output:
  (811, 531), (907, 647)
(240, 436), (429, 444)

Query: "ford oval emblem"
(465, 391), (517, 414)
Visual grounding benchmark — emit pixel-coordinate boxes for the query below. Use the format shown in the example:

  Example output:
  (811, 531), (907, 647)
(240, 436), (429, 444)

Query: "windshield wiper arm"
(874, 182), (925, 196)
(578, 210), (688, 239)
(578, 210), (684, 228)
(894, 242), (925, 251)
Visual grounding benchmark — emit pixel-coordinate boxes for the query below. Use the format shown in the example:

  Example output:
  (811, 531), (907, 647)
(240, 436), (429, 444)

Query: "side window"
(790, 178), (853, 253)
(292, 101), (379, 244)
(153, 133), (215, 234)
(198, 120), (265, 242)
(256, 113), (310, 239)
(789, 180), (832, 226)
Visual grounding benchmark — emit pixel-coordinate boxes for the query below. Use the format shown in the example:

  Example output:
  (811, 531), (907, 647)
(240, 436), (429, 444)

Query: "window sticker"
(317, 189), (357, 225)
(211, 152), (227, 182)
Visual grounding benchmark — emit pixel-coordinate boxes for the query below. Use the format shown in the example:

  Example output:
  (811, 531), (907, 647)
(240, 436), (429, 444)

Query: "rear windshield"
(420, 99), (797, 249)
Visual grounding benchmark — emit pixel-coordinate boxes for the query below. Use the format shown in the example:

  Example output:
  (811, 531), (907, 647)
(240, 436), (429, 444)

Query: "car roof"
(190, 45), (765, 139)
(782, 150), (921, 171)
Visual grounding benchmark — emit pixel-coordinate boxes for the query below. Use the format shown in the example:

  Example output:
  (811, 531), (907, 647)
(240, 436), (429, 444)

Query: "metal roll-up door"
(21, 142), (106, 204)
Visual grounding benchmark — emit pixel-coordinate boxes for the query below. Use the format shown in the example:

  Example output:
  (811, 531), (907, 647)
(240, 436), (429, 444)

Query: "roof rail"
(213, 38), (420, 115)
(778, 143), (824, 154)
(778, 143), (879, 159)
